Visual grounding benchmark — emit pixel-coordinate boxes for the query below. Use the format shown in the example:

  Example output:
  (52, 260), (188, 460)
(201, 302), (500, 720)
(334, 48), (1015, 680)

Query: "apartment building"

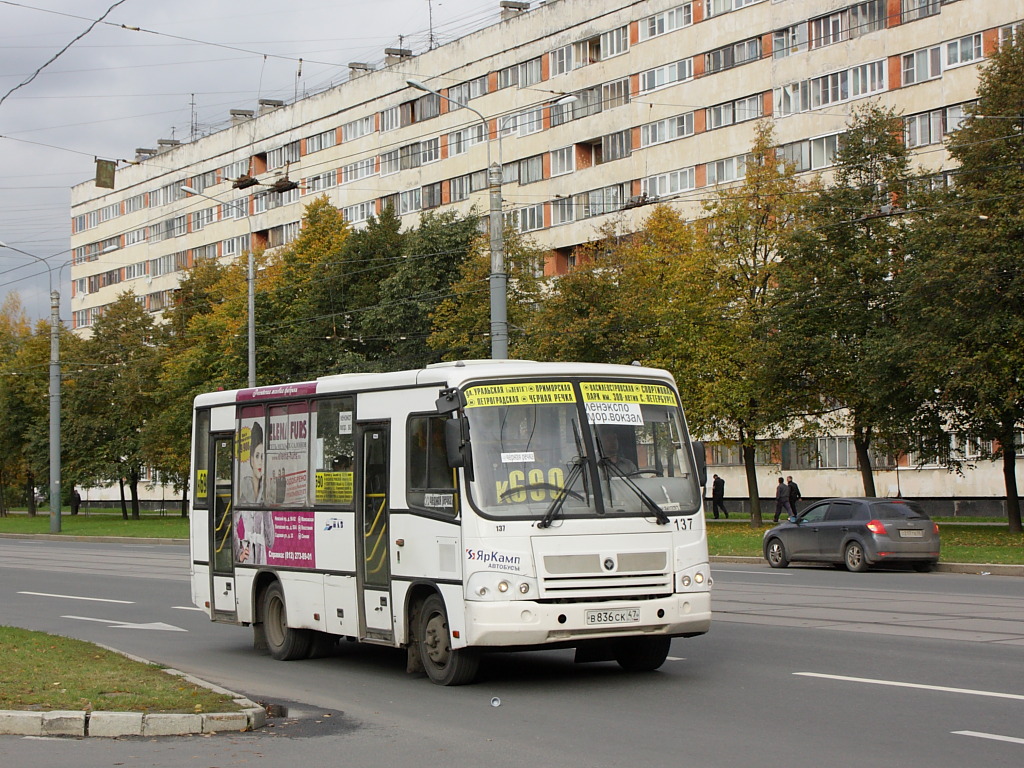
(67, 0), (1022, 510)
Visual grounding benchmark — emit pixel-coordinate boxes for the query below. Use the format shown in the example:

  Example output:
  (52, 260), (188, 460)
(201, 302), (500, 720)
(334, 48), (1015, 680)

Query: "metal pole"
(49, 288), (61, 533)
(406, 79), (507, 359)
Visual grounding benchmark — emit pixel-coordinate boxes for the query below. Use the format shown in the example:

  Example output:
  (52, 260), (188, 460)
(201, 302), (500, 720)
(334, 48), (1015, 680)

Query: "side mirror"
(690, 441), (707, 488)
(444, 418), (474, 481)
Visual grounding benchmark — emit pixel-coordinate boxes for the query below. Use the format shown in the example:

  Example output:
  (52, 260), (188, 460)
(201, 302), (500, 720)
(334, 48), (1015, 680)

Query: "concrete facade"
(66, 0), (1023, 508)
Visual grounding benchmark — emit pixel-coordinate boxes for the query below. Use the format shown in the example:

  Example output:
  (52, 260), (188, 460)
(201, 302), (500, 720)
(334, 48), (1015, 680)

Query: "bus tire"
(612, 636), (671, 672)
(417, 594), (479, 686)
(261, 581), (313, 661)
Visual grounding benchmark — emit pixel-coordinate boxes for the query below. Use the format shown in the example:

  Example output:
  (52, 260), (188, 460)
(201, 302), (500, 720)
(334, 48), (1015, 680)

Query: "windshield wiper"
(598, 457), (670, 525)
(537, 419), (588, 530)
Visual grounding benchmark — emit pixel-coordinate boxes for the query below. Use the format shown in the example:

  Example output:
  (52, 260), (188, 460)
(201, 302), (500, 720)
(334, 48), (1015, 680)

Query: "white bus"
(189, 360), (711, 684)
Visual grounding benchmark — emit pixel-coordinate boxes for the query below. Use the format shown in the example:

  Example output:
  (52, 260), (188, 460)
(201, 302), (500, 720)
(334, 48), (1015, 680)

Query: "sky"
(0, 0), (496, 323)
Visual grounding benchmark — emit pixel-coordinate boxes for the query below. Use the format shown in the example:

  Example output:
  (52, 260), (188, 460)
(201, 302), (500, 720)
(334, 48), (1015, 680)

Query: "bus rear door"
(359, 423), (393, 641)
(209, 433), (237, 620)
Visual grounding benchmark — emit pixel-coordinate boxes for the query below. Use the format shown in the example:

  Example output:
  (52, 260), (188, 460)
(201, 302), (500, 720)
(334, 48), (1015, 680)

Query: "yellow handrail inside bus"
(364, 493), (388, 574)
(214, 494), (232, 554)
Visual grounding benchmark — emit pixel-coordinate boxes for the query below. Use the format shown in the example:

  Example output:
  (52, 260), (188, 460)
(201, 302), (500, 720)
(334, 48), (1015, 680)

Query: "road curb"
(709, 555), (1024, 576)
(0, 646), (265, 739)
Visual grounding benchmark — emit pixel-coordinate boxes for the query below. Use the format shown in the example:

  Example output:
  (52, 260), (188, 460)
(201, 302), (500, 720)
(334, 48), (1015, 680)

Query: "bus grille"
(538, 551), (672, 599)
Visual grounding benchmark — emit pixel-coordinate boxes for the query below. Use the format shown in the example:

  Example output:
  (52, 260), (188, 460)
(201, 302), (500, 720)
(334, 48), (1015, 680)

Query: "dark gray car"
(763, 497), (940, 572)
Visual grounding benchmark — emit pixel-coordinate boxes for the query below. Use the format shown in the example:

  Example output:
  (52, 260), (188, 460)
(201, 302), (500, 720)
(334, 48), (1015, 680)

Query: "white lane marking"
(795, 673), (1024, 701)
(953, 731), (1024, 745)
(19, 591), (133, 604)
(172, 605), (206, 611)
(62, 615), (187, 632)
(716, 570), (795, 576)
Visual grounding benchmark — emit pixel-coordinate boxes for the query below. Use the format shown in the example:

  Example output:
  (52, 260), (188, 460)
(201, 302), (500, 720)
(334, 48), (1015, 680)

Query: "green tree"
(688, 121), (811, 525)
(65, 293), (161, 519)
(429, 226), (545, 360)
(898, 39), (1024, 532)
(773, 103), (917, 496)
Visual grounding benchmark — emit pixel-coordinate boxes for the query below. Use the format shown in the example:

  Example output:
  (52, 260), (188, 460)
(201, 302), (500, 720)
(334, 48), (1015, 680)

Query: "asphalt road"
(1, 538), (1022, 768)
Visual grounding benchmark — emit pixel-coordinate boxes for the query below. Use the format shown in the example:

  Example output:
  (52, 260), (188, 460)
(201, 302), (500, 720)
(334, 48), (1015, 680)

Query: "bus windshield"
(462, 379), (701, 522)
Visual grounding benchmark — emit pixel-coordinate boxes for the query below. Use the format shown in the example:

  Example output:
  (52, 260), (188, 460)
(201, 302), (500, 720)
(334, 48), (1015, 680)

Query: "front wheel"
(417, 594), (479, 685)
(766, 538), (789, 568)
(261, 582), (313, 660)
(613, 636), (671, 672)
(844, 541), (868, 573)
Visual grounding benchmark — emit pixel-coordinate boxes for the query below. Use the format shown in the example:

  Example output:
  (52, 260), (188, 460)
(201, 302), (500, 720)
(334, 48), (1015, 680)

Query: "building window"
(550, 146), (575, 176)
(447, 76), (488, 108)
(342, 115), (374, 141)
(124, 227), (146, 246)
(708, 95), (762, 129)
(380, 149), (400, 176)
(902, 47), (942, 85)
(578, 184), (626, 218)
(639, 60), (693, 93)
(810, 12), (846, 48)
(342, 201), (373, 225)
(849, 60), (886, 98)
(305, 170), (337, 193)
(640, 112), (694, 147)
(518, 57), (542, 87)
(549, 45), (574, 76)
(342, 158), (375, 184)
(552, 196), (575, 225)
(639, 4), (693, 41)
(705, 0), (763, 19)
(222, 159), (249, 181)
(399, 142), (423, 170)
(519, 155), (544, 185)
(448, 123), (486, 156)
(124, 193), (145, 214)
(267, 141), (300, 171)
(707, 154), (748, 185)
(498, 64), (519, 89)
(946, 33), (982, 68)
(600, 26), (628, 59)
(850, 0), (885, 38)
(510, 204), (544, 232)
(1000, 22), (1024, 47)
(306, 129), (336, 154)
(773, 24), (808, 59)
(901, 0), (940, 23)
(399, 188), (421, 215)
(781, 132), (842, 171)
(601, 130), (632, 162)
(641, 166), (695, 198)
(516, 108), (544, 136)
(380, 106), (400, 132)
(422, 182), (442, 209)
(601, 78), (630, 110)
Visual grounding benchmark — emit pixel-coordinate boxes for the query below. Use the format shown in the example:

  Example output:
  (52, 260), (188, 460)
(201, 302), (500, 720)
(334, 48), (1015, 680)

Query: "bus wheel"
(417, 594), (479, 685)
(261, 582), (312, 661)
(612, 636), (671, 672)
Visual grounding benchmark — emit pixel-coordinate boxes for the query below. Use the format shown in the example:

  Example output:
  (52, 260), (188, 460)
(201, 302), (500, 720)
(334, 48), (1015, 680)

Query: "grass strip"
(0, 626), (241, 713)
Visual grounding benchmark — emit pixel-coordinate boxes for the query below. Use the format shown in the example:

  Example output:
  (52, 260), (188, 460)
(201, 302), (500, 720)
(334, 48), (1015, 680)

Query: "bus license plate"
(585, 608), (641, 626)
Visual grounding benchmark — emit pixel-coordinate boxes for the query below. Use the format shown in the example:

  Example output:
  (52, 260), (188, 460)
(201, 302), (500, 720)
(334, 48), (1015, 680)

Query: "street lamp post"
(0, 240), (63, 533)
(407, 79), (508, 359)
(181, 186), (256, 387)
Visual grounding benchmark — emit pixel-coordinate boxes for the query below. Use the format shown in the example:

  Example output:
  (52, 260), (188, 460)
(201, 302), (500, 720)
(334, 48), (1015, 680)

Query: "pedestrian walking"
(787, 476), (802, 516)
(711, 474), (728, 519)
(774, 477), (793, 523)
(71, 488), (81, 516)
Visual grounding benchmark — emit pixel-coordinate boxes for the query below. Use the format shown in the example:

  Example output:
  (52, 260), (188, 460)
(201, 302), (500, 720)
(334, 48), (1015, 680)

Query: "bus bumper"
(461, 592), (711, 648)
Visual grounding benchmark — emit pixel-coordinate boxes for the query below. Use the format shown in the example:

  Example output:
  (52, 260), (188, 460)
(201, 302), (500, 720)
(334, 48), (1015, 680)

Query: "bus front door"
(209, 434), (237, 619)
(358, 424), (393, 640)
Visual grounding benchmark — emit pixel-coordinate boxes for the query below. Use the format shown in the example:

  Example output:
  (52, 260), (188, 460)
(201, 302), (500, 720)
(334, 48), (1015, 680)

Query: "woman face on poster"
(248, 422), (265, 502)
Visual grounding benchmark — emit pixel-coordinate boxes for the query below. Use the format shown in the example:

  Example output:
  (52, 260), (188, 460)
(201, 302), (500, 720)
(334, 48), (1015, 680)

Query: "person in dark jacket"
(774, 477), (793, 523)
(787, 476), (802, 515)
(711, 474), (728, 519)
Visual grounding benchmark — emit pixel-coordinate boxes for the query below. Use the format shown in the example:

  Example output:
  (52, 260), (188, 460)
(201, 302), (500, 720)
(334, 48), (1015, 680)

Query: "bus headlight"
(467, 572), (538, 601)
(677, 565), (711, 593)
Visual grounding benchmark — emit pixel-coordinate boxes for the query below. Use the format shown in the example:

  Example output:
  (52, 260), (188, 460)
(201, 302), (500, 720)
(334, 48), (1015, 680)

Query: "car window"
(824, 502), (855, 522)
(799, 504), (828, 524)
(872, 501), (928, 520)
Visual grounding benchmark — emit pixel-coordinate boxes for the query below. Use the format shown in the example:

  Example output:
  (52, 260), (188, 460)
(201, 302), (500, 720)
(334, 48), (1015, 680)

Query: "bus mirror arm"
(691, 441), (707, 488)
(445, 417), (474, 481)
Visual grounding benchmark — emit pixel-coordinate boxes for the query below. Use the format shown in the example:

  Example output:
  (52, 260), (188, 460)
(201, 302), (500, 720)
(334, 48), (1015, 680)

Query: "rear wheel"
(417, 594), (479, 685)
(613, 636), (672, 672)
(844, 541), (868, 573)
(261, 582), (313, 660)
(766, 538), (789, 568)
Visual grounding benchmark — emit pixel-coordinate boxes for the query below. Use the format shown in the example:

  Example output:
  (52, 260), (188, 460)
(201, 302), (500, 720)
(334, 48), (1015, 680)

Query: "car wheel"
(844, 541), (868, 573)
(912, 561), (935, 573)
(766, 538), (789, 568)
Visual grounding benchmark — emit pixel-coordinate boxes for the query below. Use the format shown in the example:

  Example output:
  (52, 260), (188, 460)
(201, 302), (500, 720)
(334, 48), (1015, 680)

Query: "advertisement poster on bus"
(233, 508), (316, 568)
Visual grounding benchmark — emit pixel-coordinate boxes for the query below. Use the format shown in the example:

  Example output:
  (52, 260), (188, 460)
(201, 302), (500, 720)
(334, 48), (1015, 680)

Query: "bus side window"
(312, 397), (355, 507)
(408, 414), (457, 517)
